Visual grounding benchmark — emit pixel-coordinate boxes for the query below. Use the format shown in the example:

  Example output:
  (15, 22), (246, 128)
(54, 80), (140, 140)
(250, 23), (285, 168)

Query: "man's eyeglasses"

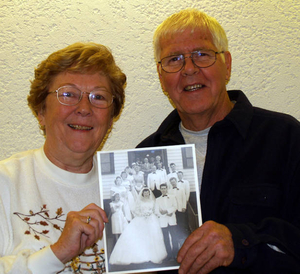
(158, 49), (224, 73)
(49, 85), (114, 109)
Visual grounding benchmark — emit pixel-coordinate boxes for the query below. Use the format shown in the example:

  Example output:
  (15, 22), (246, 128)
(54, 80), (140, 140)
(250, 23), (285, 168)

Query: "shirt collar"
(158, 90), (253, 142)
(216, 90), (253, 140)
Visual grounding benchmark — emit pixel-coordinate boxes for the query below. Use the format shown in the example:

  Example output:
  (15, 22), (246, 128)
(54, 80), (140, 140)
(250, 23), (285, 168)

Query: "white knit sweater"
(0, 147), (105, 273)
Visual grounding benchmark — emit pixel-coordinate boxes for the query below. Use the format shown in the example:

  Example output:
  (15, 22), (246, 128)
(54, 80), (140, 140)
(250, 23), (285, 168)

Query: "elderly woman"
(0, 42), (126, 273)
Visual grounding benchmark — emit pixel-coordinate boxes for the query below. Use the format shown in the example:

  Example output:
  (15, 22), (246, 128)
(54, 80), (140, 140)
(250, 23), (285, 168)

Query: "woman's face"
(143, 190), (150, 198)
(38, 72), (113, 168)
(114, 194), (120, 202)
(115, 177), (122, 185)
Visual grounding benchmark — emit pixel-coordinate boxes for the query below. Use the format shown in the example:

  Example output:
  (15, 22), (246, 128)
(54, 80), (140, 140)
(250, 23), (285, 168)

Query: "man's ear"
(224, 51), (232, 83)
(157, 63), (166, 93)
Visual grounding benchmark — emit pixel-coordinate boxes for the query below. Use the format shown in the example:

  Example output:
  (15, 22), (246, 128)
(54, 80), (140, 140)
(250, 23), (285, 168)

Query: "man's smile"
(184, 84), (203, 92)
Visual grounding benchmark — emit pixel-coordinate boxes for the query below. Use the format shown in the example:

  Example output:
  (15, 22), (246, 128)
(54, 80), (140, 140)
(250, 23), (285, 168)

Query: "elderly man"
(137, 8), (300, 274)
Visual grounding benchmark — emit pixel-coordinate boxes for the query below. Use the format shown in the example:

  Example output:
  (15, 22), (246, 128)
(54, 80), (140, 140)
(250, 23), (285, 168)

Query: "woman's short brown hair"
(28, 42), (126, 119)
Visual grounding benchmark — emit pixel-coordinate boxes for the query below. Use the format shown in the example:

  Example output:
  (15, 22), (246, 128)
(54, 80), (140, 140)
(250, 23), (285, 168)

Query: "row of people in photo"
(126, 155), (166, 182)
(110, 166), (190, 223)
(119, 162), (190, 196)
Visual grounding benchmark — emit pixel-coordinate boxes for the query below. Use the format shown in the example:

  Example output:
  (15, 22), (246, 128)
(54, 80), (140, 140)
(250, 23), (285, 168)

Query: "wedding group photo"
(97, 145), (201, 273)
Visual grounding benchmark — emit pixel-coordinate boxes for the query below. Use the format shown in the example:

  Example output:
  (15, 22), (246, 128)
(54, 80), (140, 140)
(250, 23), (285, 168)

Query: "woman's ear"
(38, 110), (45, 127)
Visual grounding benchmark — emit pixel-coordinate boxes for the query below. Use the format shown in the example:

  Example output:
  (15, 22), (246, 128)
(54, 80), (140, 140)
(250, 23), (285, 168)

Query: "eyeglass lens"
(57, 86), (113, 108)
(161, 50), (218, 73)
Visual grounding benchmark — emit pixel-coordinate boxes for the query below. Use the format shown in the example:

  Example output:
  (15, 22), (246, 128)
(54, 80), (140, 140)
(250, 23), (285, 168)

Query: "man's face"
(158, 28), (232, 129)
(170, 179), (177, 188)
(160, 186), (168, 195)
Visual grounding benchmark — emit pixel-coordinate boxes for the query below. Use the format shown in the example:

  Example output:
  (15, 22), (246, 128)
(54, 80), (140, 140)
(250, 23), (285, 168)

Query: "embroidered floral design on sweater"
(14, 204), (65, 239)
(14, 205), (106, 273)
(65, 244), (105, 273)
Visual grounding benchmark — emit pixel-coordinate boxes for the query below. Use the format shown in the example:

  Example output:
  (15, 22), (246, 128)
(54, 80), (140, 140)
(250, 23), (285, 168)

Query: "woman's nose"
(76, 93), (92, 116)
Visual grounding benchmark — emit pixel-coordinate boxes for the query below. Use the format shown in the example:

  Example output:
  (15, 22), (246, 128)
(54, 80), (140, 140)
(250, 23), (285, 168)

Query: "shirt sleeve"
(226, 218), (300, 272)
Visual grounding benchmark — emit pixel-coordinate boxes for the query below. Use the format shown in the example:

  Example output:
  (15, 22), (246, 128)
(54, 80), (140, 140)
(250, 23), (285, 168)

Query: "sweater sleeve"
(28, 246), (65, 274)
(0, 247), (64, 274)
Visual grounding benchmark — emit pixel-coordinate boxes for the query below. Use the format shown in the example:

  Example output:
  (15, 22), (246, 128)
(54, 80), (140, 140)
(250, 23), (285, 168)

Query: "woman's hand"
(51, 203), (108, 264)
(177, 221), (234, 274)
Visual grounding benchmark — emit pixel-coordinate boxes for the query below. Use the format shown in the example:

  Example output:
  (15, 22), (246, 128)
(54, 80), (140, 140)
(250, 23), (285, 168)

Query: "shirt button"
(242, 257), (247, 264)
(242, 239), (249, 246)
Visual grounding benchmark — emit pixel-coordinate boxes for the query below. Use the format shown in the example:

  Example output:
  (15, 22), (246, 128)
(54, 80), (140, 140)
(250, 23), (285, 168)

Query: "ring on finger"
(86, 216), (92, 224)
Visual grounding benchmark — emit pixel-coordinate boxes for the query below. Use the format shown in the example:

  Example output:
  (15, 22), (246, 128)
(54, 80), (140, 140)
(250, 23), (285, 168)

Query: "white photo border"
(97, 144), (202, 274)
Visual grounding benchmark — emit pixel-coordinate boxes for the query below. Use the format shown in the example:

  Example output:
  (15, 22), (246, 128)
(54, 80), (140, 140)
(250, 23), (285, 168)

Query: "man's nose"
(181, 55), (199, 75)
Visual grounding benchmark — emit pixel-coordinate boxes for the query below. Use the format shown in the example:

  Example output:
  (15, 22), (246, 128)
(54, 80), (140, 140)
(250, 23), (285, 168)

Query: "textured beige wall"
(0, 0), (299, 160)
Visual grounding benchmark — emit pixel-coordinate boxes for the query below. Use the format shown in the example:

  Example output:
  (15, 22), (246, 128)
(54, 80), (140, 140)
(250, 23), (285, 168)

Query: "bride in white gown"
(109, 188), (167, 265)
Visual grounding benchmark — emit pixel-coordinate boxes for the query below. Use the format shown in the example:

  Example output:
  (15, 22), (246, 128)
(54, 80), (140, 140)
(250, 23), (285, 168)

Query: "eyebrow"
(57, 84), (109, 91)
(166, 48), (210, 56)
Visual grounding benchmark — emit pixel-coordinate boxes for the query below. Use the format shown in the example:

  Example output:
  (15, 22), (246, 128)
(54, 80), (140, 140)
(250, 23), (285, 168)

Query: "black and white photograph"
(97, 144), (202, 274)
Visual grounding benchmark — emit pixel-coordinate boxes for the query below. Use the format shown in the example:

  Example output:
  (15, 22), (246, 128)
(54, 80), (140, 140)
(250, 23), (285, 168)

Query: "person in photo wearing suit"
(155, 183), (178, 260)
(167, 163), (178, 188)
(147, 165), (163, 197)
(177, 171), (190, 208)
(169, 177), (191, 246)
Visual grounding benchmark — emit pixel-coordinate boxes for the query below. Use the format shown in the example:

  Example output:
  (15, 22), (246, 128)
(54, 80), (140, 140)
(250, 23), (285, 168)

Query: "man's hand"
(51, 203), (108, 264)
(177, 221), (234, 274)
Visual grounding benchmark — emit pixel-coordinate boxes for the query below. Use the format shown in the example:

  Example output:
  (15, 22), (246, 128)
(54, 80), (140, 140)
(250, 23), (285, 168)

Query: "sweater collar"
(36, 147), (98, 186)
